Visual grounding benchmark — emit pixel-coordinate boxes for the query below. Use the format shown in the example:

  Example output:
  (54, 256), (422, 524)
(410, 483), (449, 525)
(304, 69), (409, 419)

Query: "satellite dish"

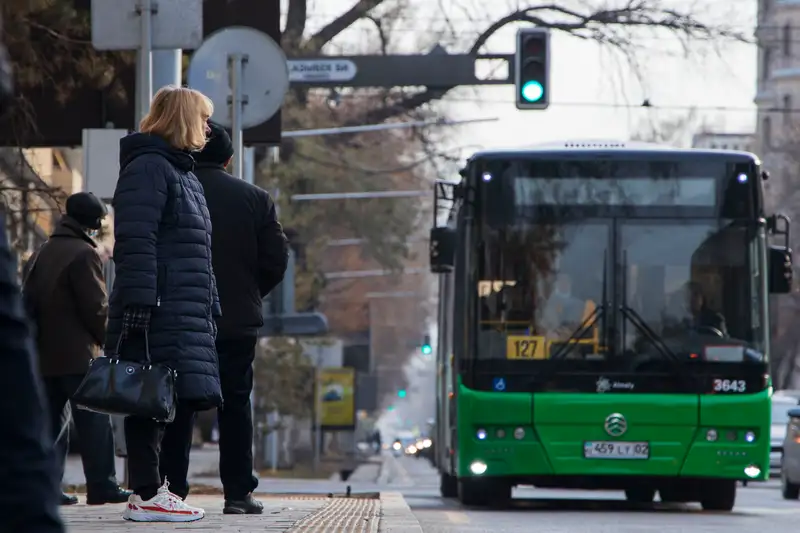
(187, 26), (289, 129)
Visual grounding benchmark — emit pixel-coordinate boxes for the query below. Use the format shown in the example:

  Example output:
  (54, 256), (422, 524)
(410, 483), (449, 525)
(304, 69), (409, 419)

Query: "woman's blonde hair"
(139, 85), (214, 151)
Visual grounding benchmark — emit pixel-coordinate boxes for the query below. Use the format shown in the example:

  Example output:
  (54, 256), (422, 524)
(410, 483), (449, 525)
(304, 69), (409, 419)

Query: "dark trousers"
(124, 415), (164, 498)
(160, 336), (259, 500)
(42, 374), (119, 495)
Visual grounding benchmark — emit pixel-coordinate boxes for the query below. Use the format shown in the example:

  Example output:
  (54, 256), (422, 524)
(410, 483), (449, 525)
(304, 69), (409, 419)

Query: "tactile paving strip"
(288, 497), (380, 533)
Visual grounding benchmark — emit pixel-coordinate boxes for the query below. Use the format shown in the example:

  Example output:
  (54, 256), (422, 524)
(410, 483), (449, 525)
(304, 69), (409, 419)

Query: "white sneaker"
(122, 481), (204, 522)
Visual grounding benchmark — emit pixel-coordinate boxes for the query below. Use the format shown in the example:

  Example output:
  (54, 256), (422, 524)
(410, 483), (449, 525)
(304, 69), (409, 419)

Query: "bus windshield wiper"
(618, 305), (681, 364)
(550, 252), (608, 362)
(549, 305), (604, 361)
(619, 251), (680, 365)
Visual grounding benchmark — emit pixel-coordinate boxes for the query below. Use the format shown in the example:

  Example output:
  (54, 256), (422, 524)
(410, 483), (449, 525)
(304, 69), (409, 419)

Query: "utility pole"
(90, 0), (203, 484)
(136, 0), (153, 123)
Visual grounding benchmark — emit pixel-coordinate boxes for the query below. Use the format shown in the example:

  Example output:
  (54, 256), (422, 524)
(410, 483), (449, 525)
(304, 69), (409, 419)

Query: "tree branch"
(355, 1), (749, 125)
(305, 0), (387, 53)
(283, 0), (308, 52)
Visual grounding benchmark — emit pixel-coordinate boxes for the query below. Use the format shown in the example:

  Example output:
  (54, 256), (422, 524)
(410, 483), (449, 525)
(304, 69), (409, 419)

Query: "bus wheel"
(624, 488), (656, 504)
(440, 472), (458, 498)
(700, 481), (736, 511)
(458, 479), (490, 506)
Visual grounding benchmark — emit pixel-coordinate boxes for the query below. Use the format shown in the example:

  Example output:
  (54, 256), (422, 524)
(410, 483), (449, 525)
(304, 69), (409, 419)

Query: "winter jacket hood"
(119, 132), (195, 173)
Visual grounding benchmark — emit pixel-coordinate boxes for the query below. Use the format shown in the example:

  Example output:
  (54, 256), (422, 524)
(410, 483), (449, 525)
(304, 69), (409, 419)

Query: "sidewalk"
(63, 445), (383, 488)
(61, 492), (420, 532)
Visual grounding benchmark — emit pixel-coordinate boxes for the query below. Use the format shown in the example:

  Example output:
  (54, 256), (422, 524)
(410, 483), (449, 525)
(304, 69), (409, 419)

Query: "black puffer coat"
(105, 133), (222, 410)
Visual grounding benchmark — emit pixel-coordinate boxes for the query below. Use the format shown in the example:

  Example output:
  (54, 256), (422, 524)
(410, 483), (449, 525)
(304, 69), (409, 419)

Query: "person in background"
(541, 272), (594, 338)
(22, 192), (131, 506)
(0, 215), (64, 532)
(684, 281), (728, 336)
(0, 22), (64, 532)
(159, 121), (288, 514)
(107, 86), (222, 523)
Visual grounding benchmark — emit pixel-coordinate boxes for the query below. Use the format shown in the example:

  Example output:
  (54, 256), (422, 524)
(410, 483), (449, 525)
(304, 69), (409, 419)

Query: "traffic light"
(398, 389), (407, 398)
(515, 27), (550, 110)
(421, 334), (432, 355)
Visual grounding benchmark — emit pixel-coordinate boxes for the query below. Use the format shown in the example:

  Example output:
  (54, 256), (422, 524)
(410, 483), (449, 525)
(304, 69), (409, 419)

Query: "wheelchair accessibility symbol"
(493, 378), (506, 391)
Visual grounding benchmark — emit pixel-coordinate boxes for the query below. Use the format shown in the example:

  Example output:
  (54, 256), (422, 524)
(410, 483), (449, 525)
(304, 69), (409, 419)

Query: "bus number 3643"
(712, 379), (746, 393)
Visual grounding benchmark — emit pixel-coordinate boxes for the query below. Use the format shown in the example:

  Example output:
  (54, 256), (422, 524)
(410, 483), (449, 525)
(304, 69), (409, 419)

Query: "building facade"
(755, 0), (800, 207)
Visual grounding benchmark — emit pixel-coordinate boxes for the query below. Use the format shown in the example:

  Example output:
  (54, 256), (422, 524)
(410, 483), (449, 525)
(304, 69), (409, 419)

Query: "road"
(62, 447), (800, 531)
(387, 454), (800, 532)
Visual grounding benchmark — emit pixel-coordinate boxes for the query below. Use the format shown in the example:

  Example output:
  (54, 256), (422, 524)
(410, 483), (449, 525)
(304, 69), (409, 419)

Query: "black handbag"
(73, 331), (177, 423)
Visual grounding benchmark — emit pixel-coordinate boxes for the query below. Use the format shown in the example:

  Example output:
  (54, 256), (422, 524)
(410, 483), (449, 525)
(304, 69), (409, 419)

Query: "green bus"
(429, 141), (793, 511)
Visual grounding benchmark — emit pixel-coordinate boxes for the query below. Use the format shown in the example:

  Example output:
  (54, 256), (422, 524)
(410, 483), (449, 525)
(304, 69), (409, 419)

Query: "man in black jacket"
(159, 122), (288, 514)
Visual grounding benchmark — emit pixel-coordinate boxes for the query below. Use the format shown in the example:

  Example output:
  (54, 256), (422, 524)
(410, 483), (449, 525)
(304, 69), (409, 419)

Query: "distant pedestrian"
(107, 86), (222, 522)
(0, 213), (64, 533)
(160, 121), (288, 514)
(22, 192), (131, 506)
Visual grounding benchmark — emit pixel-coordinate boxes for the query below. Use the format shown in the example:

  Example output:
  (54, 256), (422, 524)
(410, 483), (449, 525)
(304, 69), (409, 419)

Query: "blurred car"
(392, 431), (416, 457)
(412, 437), (433, 459)
(773, 396), (800, 475)
(781, 404), (800, 498)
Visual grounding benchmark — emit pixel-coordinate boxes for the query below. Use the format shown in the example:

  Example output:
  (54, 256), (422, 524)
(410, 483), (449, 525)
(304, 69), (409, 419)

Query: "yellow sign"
(506, 335), (547, 360)
(319, 367), (356, 429)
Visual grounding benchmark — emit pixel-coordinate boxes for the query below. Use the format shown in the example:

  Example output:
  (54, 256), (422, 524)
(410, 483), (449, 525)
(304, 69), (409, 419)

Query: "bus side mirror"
(430, 227), (456, 274)
(769, 245), (793, 294)
(788, 407), (800, 419)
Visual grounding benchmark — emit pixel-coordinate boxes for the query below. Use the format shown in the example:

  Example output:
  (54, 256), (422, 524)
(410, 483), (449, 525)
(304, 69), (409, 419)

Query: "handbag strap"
(112, 329), (152, 365)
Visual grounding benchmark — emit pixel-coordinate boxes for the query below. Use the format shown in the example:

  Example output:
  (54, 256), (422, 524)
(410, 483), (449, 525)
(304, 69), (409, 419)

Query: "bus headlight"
(476, 428), (487, 440)
(470, 461), (488, 475)
(744, 465), (761, 478)
(706, 429), (718, 442)
(514, 427), (525, 440)
(744, 431), (756, 443)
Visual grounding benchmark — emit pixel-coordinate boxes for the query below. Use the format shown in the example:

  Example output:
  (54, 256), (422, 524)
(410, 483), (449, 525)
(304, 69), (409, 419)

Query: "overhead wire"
(312, 91), (789, 114)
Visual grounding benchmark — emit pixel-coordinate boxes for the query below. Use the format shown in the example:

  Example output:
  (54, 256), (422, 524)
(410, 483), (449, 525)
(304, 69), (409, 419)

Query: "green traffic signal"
(515, 28), (550, 110)
(398, 389), (407, 398)
(521, 81), (544, 103)
(421, 343), (432, 355)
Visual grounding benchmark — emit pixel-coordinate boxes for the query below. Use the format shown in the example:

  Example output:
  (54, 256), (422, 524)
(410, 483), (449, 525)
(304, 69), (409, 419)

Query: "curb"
(378, 492), (423, 532)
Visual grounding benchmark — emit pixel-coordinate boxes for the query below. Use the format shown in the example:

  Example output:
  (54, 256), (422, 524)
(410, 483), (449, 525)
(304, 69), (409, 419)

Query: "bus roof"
(468, 140), (760, 163)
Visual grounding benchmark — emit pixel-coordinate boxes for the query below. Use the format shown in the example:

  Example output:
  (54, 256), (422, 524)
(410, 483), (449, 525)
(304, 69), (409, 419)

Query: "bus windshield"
(475, 216), (765, 363)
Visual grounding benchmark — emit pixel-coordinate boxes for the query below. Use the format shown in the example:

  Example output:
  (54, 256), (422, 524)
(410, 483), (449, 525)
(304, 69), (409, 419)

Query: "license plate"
(584, 441), (649, 459)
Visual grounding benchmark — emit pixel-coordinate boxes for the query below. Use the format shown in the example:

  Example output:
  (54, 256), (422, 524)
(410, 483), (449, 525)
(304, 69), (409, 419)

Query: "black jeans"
(160, 336), (259, 500)
(42, 374), (120, 495)
(124, 415), (165, 498)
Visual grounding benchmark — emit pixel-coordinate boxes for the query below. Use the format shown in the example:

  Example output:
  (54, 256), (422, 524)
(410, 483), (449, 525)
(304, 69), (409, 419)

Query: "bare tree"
(278, 0), (748, 125)
(631, 109), (701, 146)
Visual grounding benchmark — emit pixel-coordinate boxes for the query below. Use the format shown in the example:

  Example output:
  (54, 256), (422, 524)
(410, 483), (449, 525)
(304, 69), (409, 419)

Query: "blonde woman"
(106, 86), (222, 522)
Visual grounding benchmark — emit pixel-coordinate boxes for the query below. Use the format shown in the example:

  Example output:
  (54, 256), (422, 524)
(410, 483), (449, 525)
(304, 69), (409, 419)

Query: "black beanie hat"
(65, 192), (108, 230)
(195, 121), (234, 165)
